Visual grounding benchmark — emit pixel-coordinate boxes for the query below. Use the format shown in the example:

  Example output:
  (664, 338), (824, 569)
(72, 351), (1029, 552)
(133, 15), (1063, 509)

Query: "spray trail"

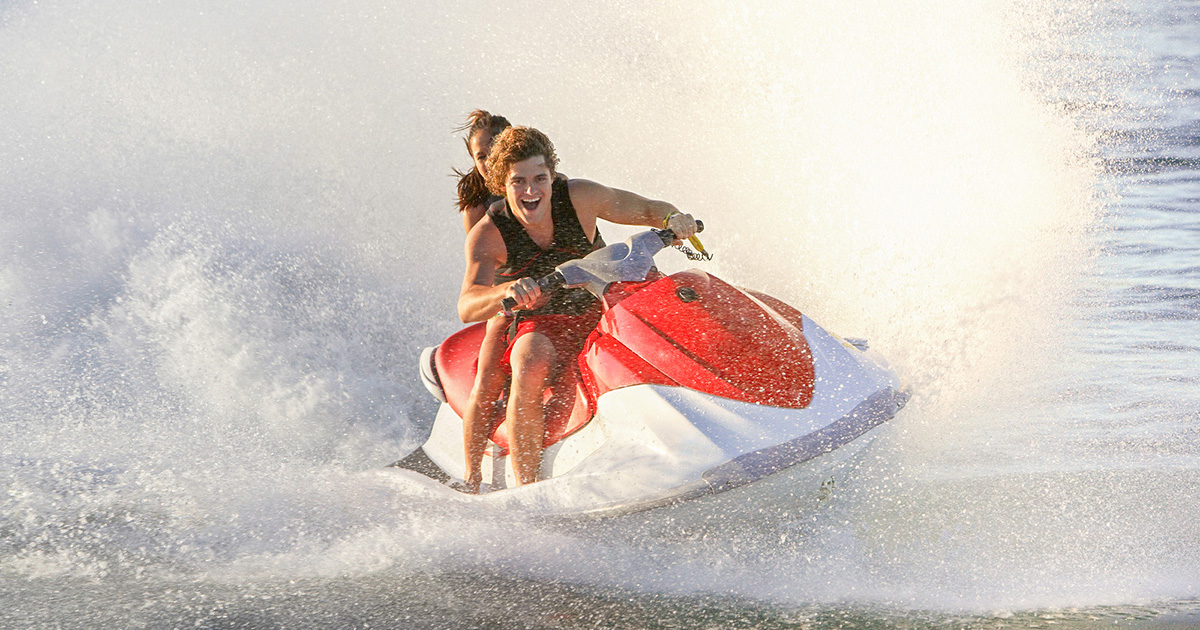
(3, 0), (1190, 620)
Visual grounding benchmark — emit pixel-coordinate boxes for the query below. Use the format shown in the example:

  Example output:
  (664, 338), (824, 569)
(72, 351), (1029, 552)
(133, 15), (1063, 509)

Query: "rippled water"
(2, 0), (1197, 628)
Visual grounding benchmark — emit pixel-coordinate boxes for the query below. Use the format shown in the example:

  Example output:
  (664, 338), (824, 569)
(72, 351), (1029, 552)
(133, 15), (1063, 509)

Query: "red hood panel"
(599, 270), (814, 408)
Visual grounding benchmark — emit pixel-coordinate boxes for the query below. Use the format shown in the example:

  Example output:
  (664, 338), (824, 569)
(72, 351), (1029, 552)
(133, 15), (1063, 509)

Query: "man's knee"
(509, 332), (556, 380)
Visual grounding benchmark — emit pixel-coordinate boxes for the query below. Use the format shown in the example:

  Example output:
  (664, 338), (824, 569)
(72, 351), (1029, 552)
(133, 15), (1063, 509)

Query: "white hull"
(404, 315), (908, 518)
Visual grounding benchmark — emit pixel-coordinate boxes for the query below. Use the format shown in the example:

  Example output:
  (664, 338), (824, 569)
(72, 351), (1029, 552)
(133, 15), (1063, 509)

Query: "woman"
(455, 109), (511, 232)
(454, 109), (513, 494)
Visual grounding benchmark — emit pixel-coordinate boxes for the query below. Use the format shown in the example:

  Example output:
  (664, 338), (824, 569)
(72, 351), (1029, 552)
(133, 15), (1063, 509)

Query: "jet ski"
(392, 224), (909, 518)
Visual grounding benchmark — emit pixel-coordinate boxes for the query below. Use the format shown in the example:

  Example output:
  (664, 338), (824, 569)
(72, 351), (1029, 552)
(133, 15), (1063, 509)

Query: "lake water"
(1, 0), (1197, 628)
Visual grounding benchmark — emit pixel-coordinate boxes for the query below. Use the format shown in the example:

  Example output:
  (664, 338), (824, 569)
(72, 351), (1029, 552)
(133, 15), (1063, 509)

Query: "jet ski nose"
(418, 346), (446, 402)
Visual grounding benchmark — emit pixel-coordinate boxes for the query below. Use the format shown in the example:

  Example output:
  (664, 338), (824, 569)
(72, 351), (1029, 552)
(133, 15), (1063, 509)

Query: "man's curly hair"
(484, 126), (559, 196)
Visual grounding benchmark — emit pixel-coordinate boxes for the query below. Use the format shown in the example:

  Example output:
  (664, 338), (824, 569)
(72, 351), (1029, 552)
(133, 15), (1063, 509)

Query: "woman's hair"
(483, 126), (559, 197)
(454, 109), (512, 213)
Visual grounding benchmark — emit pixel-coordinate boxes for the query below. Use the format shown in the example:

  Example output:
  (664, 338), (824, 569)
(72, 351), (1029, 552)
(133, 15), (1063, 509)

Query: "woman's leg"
(461, 315), (510, 493)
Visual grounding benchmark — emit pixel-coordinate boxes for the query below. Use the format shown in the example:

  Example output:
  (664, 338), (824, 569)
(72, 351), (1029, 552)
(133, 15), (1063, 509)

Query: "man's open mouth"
(520, 197), (541, 211)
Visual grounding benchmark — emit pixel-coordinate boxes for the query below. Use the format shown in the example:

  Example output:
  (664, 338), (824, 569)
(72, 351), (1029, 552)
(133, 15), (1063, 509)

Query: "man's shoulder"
(466, 213), (503, 251)
(565, 178), (610, 203)
(565, 178), (614, 216)
(565, 177), (601, 193)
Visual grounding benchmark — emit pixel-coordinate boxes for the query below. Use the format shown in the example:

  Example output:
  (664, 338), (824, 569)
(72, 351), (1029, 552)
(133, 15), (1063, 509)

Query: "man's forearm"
(644, 200), (681, 227)
(457, 284), (508, 323)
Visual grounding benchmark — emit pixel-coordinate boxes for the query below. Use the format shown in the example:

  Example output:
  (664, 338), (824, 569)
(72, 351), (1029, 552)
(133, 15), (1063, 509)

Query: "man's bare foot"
(450, 478), (482, 494)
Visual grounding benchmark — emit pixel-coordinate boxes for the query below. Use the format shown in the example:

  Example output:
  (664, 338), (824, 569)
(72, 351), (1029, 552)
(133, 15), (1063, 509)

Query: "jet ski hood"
(599, 270), (815, 409)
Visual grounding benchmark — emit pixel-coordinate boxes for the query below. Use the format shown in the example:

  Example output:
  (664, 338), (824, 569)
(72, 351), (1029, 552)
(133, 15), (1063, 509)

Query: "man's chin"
(519, 205), (548, 221)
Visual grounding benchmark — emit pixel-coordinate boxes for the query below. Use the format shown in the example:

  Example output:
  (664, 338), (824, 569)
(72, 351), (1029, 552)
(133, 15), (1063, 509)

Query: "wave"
(4, 0), (1193, 619)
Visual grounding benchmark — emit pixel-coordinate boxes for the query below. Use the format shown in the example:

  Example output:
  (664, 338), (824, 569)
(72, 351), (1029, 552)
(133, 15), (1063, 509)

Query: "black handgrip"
(655, 219), (705, 246)
(500, 271), (567, 314)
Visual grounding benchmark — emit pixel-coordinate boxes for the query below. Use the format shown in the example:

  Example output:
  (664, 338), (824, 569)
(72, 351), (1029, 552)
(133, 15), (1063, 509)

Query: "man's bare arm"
(457, 220), (511, 323)
(568, 179), (697, 239)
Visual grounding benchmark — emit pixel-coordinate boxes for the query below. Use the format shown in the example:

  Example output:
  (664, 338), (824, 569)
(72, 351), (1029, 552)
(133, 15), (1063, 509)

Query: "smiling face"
(504, 155), (554, 226)
(484, 126), (559, 199)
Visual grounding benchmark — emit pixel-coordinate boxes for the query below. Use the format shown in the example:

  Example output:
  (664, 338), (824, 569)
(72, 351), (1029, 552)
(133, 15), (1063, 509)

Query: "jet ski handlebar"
(654, 219), (703, 247)
(500, 270), (569, 314)
(500, 220), (703, 314)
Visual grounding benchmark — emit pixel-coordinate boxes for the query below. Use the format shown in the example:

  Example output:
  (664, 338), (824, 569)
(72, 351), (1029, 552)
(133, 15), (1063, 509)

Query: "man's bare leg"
(461, 316), (510, 493)
(506, 331), (555, 486)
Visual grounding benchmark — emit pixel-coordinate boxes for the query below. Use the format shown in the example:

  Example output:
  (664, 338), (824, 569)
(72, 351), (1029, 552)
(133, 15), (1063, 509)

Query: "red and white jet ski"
(394, 226), (908, 517)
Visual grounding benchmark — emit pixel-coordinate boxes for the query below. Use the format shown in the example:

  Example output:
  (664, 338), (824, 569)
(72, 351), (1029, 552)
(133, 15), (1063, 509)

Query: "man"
(458, 126), (697, 487)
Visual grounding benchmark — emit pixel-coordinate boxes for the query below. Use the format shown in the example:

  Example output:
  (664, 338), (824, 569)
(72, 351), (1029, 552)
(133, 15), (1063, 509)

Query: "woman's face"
(469, 130), (495, 177)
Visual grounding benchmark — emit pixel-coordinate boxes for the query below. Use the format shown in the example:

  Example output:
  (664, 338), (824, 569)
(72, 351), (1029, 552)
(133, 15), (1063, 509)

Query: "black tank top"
(488, 178), (605, 316)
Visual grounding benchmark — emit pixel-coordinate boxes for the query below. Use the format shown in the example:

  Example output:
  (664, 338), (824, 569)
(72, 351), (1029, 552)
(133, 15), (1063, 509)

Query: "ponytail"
(454, 167), (492, 213)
